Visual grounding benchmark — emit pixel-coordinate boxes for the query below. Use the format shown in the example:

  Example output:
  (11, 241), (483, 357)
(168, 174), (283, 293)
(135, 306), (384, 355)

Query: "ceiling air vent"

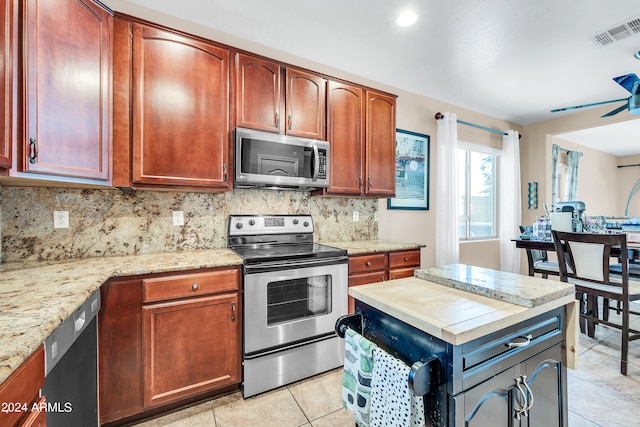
(592, 14), (640, 47)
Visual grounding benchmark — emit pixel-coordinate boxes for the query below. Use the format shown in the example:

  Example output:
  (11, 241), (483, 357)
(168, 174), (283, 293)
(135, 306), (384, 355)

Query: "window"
(457, 145), (498, 240)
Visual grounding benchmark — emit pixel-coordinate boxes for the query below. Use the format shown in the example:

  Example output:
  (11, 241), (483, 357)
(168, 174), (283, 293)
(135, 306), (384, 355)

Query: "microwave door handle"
(312, 143), (319, 182)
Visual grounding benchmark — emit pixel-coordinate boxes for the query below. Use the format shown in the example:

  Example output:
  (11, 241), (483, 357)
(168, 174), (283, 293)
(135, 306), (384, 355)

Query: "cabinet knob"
(365, 261), (371, 267)
(191, 283), (199, 291)
(404, 257), (409, 262)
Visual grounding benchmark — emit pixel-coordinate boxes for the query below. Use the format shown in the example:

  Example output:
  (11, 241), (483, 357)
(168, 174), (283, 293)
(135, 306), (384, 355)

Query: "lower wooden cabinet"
(347, 248), (421, 313)
(99, 267), (241, 425)
(0, 345), (45, 427)
(142, 293), (240, 407)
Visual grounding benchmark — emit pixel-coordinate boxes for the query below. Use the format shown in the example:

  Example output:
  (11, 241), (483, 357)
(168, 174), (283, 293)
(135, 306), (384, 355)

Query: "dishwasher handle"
(74, 310), (86, 334)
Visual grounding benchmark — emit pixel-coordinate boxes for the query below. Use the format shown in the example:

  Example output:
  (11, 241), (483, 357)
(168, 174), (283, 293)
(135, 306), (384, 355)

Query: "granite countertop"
(415, 264), (575, 308)
(0, 238), (422, 386)
(0, 249), (243, 385)
(349, 264), (577, 346)
(320, 239), (424, 255)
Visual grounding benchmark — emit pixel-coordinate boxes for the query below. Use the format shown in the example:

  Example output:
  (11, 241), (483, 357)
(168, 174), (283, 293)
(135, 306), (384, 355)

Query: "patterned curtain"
(564, 150), (583, 201)
(551, 144), (559, 210)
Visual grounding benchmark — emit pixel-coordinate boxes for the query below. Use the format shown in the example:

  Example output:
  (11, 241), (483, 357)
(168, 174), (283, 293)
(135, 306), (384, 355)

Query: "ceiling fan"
(551, 73), (640, 117)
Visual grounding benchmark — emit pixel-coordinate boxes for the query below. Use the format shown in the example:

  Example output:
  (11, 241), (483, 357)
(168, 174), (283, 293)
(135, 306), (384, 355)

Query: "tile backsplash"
(0, 186), (377, 263)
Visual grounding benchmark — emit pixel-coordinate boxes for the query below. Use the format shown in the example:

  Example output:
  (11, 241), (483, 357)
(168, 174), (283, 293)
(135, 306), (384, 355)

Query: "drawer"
(349, 271), (386, 286)
(388, 249), (420, 269)
(0, 345), (44, 427)
(143, 268), (240, 303)
(388, 267), (416, 280)
(348, 253), (387, 274)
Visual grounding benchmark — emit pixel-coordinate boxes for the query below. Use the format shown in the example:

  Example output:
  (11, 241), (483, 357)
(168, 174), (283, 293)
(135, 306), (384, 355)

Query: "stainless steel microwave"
(234, 127), (330, 190)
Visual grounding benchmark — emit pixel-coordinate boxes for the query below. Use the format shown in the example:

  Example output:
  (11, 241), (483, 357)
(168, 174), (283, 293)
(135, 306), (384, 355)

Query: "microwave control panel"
(317, 149), (327, 179)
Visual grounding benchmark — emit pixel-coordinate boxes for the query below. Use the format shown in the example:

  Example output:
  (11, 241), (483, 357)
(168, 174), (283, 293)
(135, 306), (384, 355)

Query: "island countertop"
(349, 264), (578, 350)
(0, 249), (243, 385)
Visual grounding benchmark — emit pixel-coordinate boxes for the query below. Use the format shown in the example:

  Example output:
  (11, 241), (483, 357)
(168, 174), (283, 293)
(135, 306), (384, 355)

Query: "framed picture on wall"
(387, 129), (430, 210)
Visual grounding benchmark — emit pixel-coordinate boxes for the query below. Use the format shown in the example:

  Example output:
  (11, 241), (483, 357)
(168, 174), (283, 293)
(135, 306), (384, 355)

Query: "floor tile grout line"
(569, 409), (603, 427)
(286, 385), (313, 426)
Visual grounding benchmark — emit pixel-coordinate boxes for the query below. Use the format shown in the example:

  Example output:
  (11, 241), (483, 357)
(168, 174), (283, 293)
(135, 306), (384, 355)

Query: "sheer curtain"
(500, 130), (521, 273)
(435, 112), (459, 266)
(565, 150), (583, 201)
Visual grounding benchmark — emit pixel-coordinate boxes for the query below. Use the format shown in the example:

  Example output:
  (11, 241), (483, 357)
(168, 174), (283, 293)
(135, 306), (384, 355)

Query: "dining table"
(513, 237), (640, 260)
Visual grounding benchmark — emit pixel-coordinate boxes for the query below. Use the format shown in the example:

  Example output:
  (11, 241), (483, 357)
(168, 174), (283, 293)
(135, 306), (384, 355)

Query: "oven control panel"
(228, 215), (314, 235)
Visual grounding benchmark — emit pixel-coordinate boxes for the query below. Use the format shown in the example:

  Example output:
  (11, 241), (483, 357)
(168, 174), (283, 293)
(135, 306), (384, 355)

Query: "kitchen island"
(347, 264), (577, 427)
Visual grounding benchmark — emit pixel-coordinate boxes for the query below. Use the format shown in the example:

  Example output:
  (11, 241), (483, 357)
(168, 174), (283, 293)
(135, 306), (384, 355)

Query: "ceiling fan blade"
(613, 73), (640, 94)
(601, 103), (628, 117)
(551, 97), (628, 113)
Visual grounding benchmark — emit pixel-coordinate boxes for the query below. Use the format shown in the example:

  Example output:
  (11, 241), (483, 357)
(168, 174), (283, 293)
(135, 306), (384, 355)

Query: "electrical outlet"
(173, 210), (184, 226)
(353, 211), (359, 222)
(53, 211), (69, 229)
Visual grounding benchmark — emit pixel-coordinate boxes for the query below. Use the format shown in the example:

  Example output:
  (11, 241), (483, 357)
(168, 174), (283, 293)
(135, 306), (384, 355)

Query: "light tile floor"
(134, 310), (640, 427)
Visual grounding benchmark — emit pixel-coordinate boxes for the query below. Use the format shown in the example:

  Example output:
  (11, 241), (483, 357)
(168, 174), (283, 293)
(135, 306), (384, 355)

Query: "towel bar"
(335, 314), (440, 397)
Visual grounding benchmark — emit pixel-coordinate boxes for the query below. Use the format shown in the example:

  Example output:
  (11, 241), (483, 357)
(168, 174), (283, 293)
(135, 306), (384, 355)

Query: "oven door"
(243, 259), (347, 355)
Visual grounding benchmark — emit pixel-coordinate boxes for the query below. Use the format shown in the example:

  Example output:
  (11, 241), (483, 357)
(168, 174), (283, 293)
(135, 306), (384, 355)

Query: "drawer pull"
(366, 261), (371, 267)
(404, 257), (409, 262)
(506, 334), (532, 348)
(191, 283), (199, 291)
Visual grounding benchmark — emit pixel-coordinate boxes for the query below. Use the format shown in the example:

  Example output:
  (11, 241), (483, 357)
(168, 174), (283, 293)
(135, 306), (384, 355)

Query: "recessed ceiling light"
(396, 11), (418, 27)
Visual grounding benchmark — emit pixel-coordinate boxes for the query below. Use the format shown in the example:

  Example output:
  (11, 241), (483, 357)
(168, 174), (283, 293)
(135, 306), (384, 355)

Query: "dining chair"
(519, 226), (559, 278)
(552, 230), (640, 375)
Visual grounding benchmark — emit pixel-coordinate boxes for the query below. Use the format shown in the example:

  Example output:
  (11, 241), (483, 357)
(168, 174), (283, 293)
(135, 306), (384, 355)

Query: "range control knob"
(292, 219), (299, 225)
(235, 222), (243, 229)
(303, 221), (309, 227)
(248, 219), (255, 226)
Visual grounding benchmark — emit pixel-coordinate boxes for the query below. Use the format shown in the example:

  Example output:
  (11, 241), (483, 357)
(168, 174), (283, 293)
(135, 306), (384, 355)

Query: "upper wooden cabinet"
(365, 90), (396, 197)
(19, 0), (112, 182)
(324, 81), (364, 195)
(113, 19), (231, 190)
(319, 82), (396, 197)
(234, 53), (326, 139)
(0, 0), (12, 170)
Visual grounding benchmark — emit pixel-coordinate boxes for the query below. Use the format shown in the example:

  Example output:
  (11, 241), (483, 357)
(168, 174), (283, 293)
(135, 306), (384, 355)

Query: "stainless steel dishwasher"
(41, 290), (100, 427)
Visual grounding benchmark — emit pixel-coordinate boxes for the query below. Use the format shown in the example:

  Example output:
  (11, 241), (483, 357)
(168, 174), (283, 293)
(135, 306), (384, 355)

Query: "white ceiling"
(117, 0), (640, 155)
(556, 118), (640, 157)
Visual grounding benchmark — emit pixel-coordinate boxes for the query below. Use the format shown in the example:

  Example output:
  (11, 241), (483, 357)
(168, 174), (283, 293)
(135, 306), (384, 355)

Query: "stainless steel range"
(227, 214), (348, 397)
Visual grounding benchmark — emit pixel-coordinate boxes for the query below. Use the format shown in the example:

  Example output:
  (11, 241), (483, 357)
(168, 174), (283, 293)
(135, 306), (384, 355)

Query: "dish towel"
(342, 328), (376, 427)
(369, 347), (426, 427)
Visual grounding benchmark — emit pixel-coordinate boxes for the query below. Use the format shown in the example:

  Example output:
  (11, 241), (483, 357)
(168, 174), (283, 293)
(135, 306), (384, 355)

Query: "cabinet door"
(521, 343), (566, 427)
(235, 53), (281, 133)
(143, 293), (241, 407)
(99, 278), (144, 424)
(0, 0), (12, 169)
(451, 366), (516, 427)
(325, 81), (364, 195)
(23, 0), (111, 180)
(132, 25), (230, 188)
(365, 90), (396, 196)
(285, 68), (325, 139)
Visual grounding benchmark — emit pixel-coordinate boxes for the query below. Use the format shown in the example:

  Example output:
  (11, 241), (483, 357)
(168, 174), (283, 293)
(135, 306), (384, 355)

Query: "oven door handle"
(244, 255), (347, 273)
